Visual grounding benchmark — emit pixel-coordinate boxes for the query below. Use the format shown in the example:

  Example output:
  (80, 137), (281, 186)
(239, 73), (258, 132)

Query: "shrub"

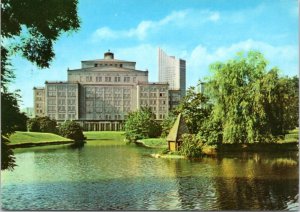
(180, 134), (204, 158)
(124, 107), (162, 142)
(198, 119), (223, 145)
(58, 120), (85, 141)
(27, 116), (57, 133)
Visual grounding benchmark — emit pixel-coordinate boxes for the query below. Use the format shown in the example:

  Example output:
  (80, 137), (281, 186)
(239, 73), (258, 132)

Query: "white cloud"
(92, 9), (220, 41)
(186, 39), (298, 86)
(208, 12), (220, 22)
(106, 40), (298, 89)
(93, 27), (118, 39)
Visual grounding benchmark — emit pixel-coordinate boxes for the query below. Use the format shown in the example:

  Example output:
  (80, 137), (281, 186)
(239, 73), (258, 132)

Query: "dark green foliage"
(175, 85), (212, 133)
(198, 118), (223, 145)
(58, 121), (86, 141)
(1, 136), (16, 170)
(2, 0), (80, 68)
(1, 92), (28, 136)
(124, 107), (162, 141)
(27, 116), (58, 133)
(179, 134), (203, 158)
(160, 112), (177, 137)
(265, 74), (299, 135)
(1, 47), (15, 93)
(1, 0), (80, 170)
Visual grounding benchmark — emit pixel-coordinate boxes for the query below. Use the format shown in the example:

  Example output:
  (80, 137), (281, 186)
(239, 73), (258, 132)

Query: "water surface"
(1, 140), (299, 210)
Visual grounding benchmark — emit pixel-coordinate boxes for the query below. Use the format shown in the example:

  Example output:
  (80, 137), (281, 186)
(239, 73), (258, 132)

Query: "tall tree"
(175, 84), (212, 134)
(206, 51), (298, 144)
(1, 0), (80, 170)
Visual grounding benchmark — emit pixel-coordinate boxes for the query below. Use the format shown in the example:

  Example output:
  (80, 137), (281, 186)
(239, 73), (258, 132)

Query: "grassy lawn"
(83, 131), (125, 141)
(8, 131), (72, 145)
(282, 128), (299, 143)
(139, 138), (168, 148)
(278, 128), (299, 143)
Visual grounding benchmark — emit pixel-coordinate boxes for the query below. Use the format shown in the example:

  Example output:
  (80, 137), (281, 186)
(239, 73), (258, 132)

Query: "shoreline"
(149, 142), (299, 159)
(9, 140), (74, 148)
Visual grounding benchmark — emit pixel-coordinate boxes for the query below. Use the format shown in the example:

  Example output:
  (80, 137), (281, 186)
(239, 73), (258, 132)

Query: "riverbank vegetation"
(124, 51), (299, 158)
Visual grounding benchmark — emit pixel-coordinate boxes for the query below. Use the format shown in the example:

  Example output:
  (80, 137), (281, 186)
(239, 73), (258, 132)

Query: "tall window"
(96, 76), (102, 82)
(124, 77), (130, 82)
(115, 76), (120, 82)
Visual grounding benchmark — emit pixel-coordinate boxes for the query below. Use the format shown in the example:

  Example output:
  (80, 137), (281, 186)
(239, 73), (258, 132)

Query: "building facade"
(158, 48), (186, 109)
(33, 87), (45, 117)
(33, 51), (169, 131)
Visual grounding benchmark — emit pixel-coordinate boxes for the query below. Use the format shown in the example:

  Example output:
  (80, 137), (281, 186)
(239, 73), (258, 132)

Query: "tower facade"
(158, 48), (186, 109)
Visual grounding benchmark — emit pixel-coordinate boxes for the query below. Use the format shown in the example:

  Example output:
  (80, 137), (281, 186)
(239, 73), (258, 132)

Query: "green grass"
(139, 138), (168, 148)
(83, 131), (125, 141)
(280, 128), (299, 143)
(8, 131), (72, 145)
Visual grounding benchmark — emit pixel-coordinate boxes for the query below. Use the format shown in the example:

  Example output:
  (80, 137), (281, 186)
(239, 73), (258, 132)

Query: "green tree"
(265, 74), (299, 136)
(124, 107), (162, 142)
(1, 136), (16, 170)
(1, 0), (80, 170)
(205, 51), (297, 144)
(1, 92), (27, 170)
(27, 116), (58, 133)
(58, 120), (85, 141)
(2, 0), (80, 68)
(175, 84), (212, 134)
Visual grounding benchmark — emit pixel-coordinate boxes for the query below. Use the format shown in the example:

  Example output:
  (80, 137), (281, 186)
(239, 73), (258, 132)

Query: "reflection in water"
(1, 141), (299, 210)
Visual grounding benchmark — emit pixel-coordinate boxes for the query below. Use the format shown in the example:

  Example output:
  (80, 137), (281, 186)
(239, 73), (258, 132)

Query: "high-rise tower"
(158, 48), (186, 109)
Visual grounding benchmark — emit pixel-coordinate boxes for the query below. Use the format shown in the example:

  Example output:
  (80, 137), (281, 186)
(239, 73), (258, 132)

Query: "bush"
(198, 119), (223, 145)
(180, 134), (204, 158)
(58, 120), (85, 141)
(124, 107), (162, 142)
(27, 116), (57, 133)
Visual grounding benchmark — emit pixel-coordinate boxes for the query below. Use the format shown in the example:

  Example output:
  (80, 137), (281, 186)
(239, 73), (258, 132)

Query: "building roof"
(45, 81), (79, 84)
(68, 66), (147, 73)
(33, 87), (45, 90)
(81, 59), (136, 63)
(166, 113), (189, 142)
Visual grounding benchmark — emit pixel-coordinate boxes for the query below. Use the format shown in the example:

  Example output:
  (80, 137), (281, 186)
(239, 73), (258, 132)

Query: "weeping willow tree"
(205, 51), (298, 144)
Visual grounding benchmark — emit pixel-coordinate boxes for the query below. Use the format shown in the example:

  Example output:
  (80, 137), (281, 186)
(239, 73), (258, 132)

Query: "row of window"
(140, 92), (166, 98)
(140, 87), (166, 92)
(47, 113), (76, 120)
(140, 100), (166, 105)
(82, 76), (136, 83)
(47, 86), (77, 91)
(48, 106), (76, 112)
(94, 63), (123, 68)
(48, 91), (76, 97)
(85, 106), (131, 113)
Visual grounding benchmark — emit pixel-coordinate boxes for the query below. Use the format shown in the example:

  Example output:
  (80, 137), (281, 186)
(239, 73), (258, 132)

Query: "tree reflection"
(172, 153), (298, 210)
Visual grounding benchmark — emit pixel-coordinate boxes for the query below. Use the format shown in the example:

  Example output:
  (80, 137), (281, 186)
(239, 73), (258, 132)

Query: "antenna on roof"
(108, 49), (110, 52)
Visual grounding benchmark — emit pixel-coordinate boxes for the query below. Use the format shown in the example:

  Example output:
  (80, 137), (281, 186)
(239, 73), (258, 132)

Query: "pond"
(1, 140), (299, 210)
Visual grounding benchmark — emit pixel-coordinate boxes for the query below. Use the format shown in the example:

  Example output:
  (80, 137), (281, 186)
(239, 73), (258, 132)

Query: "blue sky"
(8, 0), (299, 108)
